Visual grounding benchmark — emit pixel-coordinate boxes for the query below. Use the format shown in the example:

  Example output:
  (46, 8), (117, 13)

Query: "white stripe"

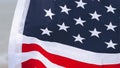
(15, 51), (64, 68)
(8, 0), (30, 68)
(19, 34), (120, 65)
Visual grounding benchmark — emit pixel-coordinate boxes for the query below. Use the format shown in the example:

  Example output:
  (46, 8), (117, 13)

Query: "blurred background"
(0, 0), (17, 68)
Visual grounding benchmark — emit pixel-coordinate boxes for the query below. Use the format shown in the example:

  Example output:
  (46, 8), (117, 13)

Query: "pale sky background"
(0, 0), (17, 68)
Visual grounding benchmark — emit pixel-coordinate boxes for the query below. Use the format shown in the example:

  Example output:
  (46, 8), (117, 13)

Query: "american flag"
(9, 0), (120, 68)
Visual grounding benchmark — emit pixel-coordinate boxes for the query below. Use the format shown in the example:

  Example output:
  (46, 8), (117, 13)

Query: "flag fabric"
(9, 0), (120, 68)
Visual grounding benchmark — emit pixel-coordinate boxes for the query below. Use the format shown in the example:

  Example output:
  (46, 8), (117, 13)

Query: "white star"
(105, 22), (117, 31)
(89, 11), (101, 21)
(105, 5), (116, 13)
(105, 40), (117, 49)
(60, 5), (71, 15)
(89, 28), (101, 38)
(40, 28), (52, 36)
(74, 17), (86, 26)
(73, 34), (85, 43)
(98, 0), (100, 2)
(44, 8), (55, 19)
(75, 0), (87, 9)
(57, 23), (70, 32)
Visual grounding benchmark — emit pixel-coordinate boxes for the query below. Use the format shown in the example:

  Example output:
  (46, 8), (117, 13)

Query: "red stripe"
(22, 59), (46, 68)
(22, 44), (120, 68)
